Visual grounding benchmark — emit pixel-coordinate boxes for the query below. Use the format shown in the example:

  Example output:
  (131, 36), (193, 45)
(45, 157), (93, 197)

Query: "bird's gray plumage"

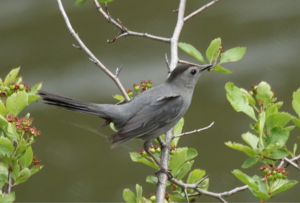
(39, 64), (212, 150)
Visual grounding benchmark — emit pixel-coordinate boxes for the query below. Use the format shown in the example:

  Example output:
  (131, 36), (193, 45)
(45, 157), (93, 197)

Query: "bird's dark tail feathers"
(38, 91), (106, 117)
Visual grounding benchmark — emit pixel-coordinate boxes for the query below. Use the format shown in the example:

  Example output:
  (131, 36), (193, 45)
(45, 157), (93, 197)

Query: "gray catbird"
(39, 64), (212, 172)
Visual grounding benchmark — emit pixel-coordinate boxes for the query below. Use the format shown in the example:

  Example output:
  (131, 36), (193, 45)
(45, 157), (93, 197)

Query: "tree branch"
(93, 0), (170, 43)
(173, 122), (214, 139)
(184, 0), (221, 22)
(57, 0), (130, 102)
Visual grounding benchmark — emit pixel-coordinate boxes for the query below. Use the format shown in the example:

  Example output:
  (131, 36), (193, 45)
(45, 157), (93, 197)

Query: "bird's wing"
(109, 94), (184, 147)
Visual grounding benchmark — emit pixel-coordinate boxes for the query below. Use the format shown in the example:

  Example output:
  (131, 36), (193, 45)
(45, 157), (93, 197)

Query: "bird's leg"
(144, 141), (173, 179)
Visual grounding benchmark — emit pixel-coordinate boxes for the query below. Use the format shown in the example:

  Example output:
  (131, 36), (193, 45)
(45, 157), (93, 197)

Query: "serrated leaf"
(169, 148), (187, 176)
(225, 142), (256, 157)
(269, 179), (297, 197)
(30, 165), (43, 176)
(240, 88), (255, 106)
(256, 82), (273, 107)
(274, 101), (283, 110)
(187, 169), (206, 184)
(266, 104), (278, 118)
(178, 43), (205, 63)
(168, 194), (188, 202)
(0, 137), (14, 156)
(266, 112), (291, 130)
(206, 38), (221, 63)
(265, 127), (289, 148)
(225, 82), (257, 121)
(15, 168), (31, 185)
(186, 148), (198, 161)
(135, 184), (143, 203)
(0, 192), (15, 203)
(242, 132), (259, 149)
(6, 91), (28, 116)
(0, 163), (8, 182)
(123, 189), (136, 203)
(211, 65), (232, 74)
(292, 87), (300, 117)
(242, 157), (260, 168)
(172, 117), (184, 146)
(113, 94), (124, 101)
(19, 146), (33, 168)
(4, 67), (20, 86)
(232, 169), (258, 190)
(248, 187), (270, 201)
(29, 82), (42, 95)
(253, 175), (268, 194)
(176, 160), (194, 180)
(129, 152), (159, 169)
(0, 100), (5, 117)
(268, 148), (289, 159)
(220, 47), (246, 64)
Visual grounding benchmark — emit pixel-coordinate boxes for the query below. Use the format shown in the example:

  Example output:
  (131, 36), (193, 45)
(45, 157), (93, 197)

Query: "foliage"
(0, 68), (43, 202)
(178, 38), (246, 74)
(74, 0), (113, 7)
(225, 81), (299, 201)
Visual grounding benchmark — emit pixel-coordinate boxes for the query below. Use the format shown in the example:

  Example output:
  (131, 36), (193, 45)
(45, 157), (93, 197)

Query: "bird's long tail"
(38, 91), (106, 117)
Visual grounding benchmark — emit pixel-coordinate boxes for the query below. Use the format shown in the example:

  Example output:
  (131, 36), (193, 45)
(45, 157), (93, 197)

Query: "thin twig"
(178, 59), (203, 68)
(93, 0), (170, 43)
(165, 53), (170, 73)
(57, 0), (130, 102)
(174, 122), (214, 139)
(7, 165), (12, 193)
(184, 0), (221, 22)
(283, 158), (300, 171)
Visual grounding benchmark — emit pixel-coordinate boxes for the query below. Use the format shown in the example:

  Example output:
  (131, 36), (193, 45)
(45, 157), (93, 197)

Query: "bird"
(38, 64), (212, 174)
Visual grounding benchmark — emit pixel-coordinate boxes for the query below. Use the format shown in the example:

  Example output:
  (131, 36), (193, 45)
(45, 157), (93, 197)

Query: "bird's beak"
(200, 64), (213, 72)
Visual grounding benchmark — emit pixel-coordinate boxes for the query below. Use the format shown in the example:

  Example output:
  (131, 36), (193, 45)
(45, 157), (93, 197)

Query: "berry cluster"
(261, 165), (287, 180)
(0, 81), (31, 97)
(149, 192), (171, 202)
(170, 146), (177, 155)
(7, 115), (40, 138)
(138, 146), (161, 157)
(33, 157), (40, 166)
(126, 80), (153, 99)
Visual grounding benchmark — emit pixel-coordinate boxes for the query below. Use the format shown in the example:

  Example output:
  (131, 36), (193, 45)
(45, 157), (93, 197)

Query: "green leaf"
(176, 160), (194, 180)
(109, 122), (117, 132)
(0, 137), (14, 156)
(274, 101), (283, 110)
(187, 169), (206, 184)
(242, 157), (260, 168)
(98, 0), (113, 2)
(113, 94), (124, 101)
(269, 179), (298, 197)
(220, 47), (246, 64)
(123, 189), (136, 203)
(129, 152), (159, 169)
(135, 184), (143, 203)
(292, 87), (300, 117)
(6, 91), (28, 116)
(30, 165), (43, 176)
(28, 95), (40, 104)
(258, 111), (266, 149)
(206, 38), (221, 63)
(284, 125), (295, 132)
(225, 82), (257, 121)
(293, 143), (297, 156)
(74, 0), (87, 6)
(240, 88), (255, 106)
(172, 117), (184, 146)
(0, 100), (5, 117)
(248, 187), (270, 201)
(292, 116), (300, 128)
(210, 65), (232, 74)
(15, 168), (31, 185)
(4, 67), (20, 86)
(268, 148), (289, 159)
(178, 43), (205, 63)
(0, 114), (8, 131)
(242, 132), (259, 149)
(29, 82), (42, 95)
(266, 104), (278, 118)
(266, 112), (291, 130)
(232, 169), (258, 190)
(256, 82), (273, 107)
(186, 148), (198, 161)
(168, 194), (188, 202)
(225, 142), (256, 156)
(265, 127), (289, 148)
(19, 146), (33, 168)
(169, 148), (187, 176)
(11, 162), (20, 181)
(0, 163), (8, 183)
(0, 192), (15, 203)
(253, 175), (268, 194)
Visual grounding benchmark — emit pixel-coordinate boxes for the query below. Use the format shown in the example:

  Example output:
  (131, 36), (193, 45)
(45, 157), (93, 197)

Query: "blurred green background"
(1, 0), (300, 202)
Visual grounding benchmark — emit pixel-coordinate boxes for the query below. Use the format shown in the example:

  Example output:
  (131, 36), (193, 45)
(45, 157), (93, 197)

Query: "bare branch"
(165, 53), (170, 73)
(278, 154), (300, 168)
(93, 0), (170, 43)
(178, 59), (203, 68)
(283, 157), (300, 171)
(57, 0), (130, 102)
(115, 65), (123, 77)
(174, 122), (214, 139)
(184, 0), (221, 22)
(8, 165), (12, 193)
(72, 44), (81, 49)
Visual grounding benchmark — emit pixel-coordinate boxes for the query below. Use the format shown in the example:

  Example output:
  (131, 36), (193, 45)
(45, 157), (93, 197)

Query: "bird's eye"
(190, 69), (197, 75)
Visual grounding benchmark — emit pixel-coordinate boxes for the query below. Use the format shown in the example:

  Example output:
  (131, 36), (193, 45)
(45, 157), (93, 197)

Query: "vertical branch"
(7, 165), (12, 193)
(156, 0), (186, 202)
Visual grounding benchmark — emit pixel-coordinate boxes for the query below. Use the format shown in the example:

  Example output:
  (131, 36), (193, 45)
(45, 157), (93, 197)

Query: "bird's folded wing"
(109, 94), (183, 146)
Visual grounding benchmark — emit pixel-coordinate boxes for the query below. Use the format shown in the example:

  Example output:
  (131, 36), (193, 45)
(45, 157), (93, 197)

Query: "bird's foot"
(155, 167), (173, 179)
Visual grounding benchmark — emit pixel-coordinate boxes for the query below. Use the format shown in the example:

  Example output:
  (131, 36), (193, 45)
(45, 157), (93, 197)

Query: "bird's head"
(166, 64), (212, 88)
